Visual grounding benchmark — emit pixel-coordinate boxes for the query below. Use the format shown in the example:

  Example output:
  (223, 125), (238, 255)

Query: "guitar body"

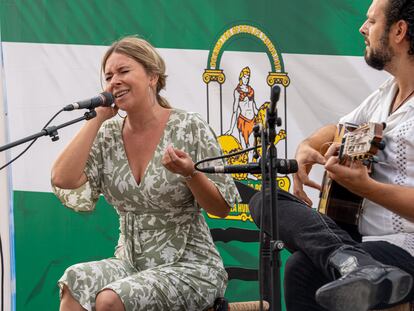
(319, 174), (363, 225)
(318, 122), (384, 225)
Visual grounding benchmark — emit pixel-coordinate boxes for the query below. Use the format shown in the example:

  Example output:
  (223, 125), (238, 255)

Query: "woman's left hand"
(162, 145), (195, 177)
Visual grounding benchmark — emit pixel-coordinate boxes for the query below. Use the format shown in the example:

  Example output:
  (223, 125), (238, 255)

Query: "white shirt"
(339, 77), (414, 256)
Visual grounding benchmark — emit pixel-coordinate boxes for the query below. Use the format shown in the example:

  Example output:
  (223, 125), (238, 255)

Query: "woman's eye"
(105, 76), (112, 82)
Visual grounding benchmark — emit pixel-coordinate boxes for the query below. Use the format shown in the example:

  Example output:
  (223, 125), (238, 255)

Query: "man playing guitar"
(250, 0), (414, 310)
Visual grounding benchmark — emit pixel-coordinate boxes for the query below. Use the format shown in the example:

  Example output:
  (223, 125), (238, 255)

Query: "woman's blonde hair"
(101, 35), (170, 108)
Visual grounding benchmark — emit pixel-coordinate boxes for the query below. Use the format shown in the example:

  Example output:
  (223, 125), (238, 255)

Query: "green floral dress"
(53, 109), (239, 311)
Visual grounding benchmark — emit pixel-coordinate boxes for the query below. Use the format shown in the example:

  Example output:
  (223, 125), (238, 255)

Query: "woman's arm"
(51, 107), (115, 189)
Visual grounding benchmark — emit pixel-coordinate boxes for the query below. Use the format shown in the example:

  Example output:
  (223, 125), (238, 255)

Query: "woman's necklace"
(389, 88), (414, 115)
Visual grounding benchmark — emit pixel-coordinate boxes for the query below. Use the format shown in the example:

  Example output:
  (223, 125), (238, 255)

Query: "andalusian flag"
(0, 1), (388, 310)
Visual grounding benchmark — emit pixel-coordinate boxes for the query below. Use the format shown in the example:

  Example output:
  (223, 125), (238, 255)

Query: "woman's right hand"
(94, 87), (118, 122)
(94, 102), (118, 123)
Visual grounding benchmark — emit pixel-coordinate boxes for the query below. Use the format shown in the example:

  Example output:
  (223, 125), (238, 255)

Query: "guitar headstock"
(338, 122), (385, 162)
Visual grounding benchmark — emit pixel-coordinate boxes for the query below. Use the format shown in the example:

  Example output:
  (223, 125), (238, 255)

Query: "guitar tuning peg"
(362, 159), (370, 166)
(371, 156), (379, 163)
(371, 140), (386, 150)
(362, 156), (379, 166)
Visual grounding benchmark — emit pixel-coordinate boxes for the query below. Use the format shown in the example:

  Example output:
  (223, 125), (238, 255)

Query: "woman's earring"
(117, 110), (127, 119)
(149, 85), (157, 105)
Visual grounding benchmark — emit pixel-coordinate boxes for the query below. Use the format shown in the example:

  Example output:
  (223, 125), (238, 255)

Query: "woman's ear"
(149, 74), (159, 87)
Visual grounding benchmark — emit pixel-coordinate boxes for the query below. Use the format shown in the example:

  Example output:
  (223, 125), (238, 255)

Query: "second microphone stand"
(258, 94), (284, 311)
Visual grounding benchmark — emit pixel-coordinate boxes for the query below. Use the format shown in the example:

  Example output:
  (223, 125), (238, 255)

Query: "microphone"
(201, 159), (298, 175)
(269, 85), (281, 116)
(203, 163), (261, 174)
(63, 92), (114, 111)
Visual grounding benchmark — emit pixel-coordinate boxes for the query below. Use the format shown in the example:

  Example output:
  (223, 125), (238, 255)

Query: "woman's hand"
(161, 145), (195, 177)
(94, 88), (118, 122)
(98, 106), (118, 120)
(162, 145), (231, 218)
(94, 102), (118, 123)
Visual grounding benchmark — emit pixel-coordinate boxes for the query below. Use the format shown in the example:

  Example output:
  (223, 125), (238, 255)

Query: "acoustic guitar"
(318, 122), (385, 225)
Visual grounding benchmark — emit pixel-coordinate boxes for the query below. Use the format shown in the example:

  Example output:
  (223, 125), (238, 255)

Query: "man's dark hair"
(385, 0), (414, 55)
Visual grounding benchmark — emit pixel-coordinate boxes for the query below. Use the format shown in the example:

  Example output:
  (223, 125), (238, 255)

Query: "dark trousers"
(249, 190), (414, 311)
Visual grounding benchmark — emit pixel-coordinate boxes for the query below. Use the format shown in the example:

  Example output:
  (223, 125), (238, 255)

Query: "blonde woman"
(51, 36), (239, 311)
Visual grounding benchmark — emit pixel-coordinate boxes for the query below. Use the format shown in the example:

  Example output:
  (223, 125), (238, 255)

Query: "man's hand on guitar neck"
(293, 142), (327, 206)
(293, 124), (337, 206)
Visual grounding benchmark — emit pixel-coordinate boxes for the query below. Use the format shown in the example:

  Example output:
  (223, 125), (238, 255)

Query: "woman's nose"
(110, 74), (122, 86)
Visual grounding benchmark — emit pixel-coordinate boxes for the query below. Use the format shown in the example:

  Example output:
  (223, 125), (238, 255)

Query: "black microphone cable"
(194, 145), (261, 172)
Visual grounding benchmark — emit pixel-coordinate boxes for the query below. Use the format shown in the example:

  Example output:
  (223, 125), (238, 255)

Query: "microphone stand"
(259, 92), (283, 311)
(0, 110), (96, 152)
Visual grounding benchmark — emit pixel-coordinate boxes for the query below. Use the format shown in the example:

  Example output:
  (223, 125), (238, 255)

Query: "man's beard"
(364, 32), (394, 70)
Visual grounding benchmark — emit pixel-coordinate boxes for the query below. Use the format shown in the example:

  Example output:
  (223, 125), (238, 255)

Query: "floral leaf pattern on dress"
(53, 109), (240, 311)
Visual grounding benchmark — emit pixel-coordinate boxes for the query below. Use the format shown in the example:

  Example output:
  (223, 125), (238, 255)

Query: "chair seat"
(372, 302), (413, 311)
(217, 301), (412, 311)
(206, 298), (270, 311)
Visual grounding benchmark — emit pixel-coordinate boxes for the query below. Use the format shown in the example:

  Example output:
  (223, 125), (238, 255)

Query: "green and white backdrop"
(0, 1), (389, 310)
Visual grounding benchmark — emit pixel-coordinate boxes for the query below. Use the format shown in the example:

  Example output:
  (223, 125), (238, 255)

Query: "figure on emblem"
(227, 66), (259, 153)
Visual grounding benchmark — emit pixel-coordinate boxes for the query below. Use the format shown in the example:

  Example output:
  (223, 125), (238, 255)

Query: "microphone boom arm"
(0, 109), (96, 153)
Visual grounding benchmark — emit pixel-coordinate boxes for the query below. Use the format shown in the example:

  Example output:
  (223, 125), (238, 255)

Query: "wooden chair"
(207, 300), (411, 310)
(206, 182), (269, 311)
(372, 302), (413, 311)
(212, 301), (413, 311)
(206, 298), (270, 311)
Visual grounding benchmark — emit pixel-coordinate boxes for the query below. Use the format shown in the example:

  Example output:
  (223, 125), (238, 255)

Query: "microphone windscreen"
(101, 92), (115, 106)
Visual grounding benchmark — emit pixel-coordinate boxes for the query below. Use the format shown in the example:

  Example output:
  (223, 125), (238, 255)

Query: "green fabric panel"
(13, 190), (291, 310)
(216, 241), (259, 269)
(0, 0), (370, 56)
(13, 191), (118, 310)
(226, 279), (260, 302)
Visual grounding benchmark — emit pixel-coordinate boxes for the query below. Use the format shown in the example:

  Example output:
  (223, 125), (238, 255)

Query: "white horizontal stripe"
(1, 43), (388, 202)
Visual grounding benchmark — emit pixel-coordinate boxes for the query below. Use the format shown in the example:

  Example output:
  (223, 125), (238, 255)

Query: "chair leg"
(371, 302), (412, 311)
(208, 298), (271, 311)
(213, 297), (229, 311)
